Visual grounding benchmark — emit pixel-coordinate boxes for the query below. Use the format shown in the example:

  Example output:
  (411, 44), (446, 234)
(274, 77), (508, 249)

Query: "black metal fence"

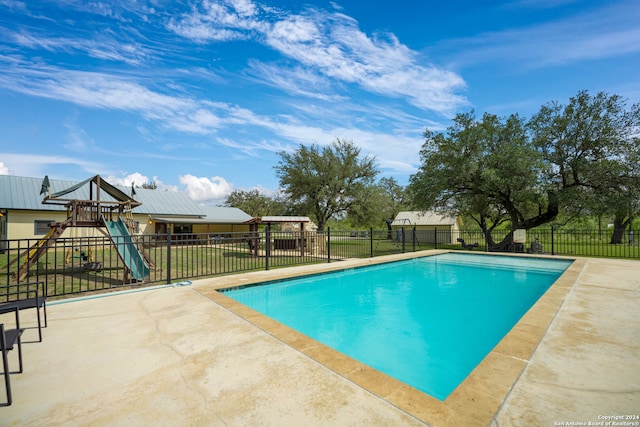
(1, 227), (638, 299)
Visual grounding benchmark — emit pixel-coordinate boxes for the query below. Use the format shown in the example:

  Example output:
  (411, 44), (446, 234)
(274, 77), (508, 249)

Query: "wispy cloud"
(10, 31), (151, 65)
(0, 0), (464, 192)
(0, 0), (27, 13)
(0, 48), (443, 193)
(0, 153), (104, 177)
(438, 0), (640, 69)
(0, 62), (215, 131)
(166, 0), (265, 42)
(167, 0), (467, 113)
(246, 60), (346, 102)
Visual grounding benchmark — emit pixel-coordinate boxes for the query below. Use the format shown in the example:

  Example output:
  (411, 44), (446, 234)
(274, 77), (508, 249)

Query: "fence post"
(551, 225), (555, 255)
(265, 224), (271, 271)
(166, 228), (172, 284)
(327, 227), (331, 262)
(401, 227), (406, 253)
(434, 227), (437, 250)
(412, 227), (416, 252)
(370, 227), (373, 257)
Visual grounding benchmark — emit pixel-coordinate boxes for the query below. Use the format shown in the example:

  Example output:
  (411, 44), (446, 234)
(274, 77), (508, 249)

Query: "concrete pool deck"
(1, 252), (639, 426)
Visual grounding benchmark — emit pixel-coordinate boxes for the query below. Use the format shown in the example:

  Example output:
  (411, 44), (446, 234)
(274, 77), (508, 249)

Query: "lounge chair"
(457, 238), (479, 250)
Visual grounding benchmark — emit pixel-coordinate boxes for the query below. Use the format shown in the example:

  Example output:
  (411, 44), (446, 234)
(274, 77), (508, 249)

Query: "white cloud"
(0, 64), (226, 135)
(179, 173), (233, 202)
(0, 57), (434, 181)
(106, 173), (179, 192)
(0, 161), (12, 175)
(166, 0), (265, 43)
(106, 172), (150, 187)
(227, 0), (258, 17)
(12, 31), (151, 65)
(246, 61), (345, 101)
(0, 153), (104, 177)
(167, 1), (467, 113)
(0, 0), (28, 13)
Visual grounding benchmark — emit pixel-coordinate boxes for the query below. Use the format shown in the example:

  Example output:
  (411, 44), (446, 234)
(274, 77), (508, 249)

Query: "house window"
(34, 220), (53, 235)
(174, 224), (192, 234)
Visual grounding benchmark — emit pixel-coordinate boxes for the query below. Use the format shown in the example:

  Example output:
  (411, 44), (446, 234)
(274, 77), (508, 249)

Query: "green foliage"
(346, 177), (409, 229)
(529, 91), (640, 243)
(409, 111), (548, 245)
(274, 138), (379, 231)
(223, 189), (286, 217)
(141, 181), (157, 189)
(409, 90), (640, 249)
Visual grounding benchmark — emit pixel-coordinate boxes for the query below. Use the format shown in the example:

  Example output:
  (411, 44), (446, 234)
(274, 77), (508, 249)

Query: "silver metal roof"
(0, 175), (78, 212)
(0, 175), (207, 217)
(197, 206), (252, 223)
(151, 207), (251, 224)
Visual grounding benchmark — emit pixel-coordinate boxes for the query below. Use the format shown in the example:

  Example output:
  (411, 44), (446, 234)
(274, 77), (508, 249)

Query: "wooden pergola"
(244, 216), (312, 257)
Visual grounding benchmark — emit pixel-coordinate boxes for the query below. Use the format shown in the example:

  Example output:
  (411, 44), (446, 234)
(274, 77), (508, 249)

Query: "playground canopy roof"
(43, 174), (141, 207)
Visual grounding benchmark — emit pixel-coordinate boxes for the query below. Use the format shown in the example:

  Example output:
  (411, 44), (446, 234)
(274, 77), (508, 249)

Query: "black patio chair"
(0, 281), (47, 342)
(457, 238), (479, 250)
(1, 307), (24, 406)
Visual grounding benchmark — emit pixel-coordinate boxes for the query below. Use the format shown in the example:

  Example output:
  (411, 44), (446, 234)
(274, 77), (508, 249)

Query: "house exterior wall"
(6, 209), (66, 241)
(395, 224), (459, 244)
(3, 209), (146, 247)
(132, 215), (153, 235)
(2, 208), (251, 250)
(192, 223), (250, 235)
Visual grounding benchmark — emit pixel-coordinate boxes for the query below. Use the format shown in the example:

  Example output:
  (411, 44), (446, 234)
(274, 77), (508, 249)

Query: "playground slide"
(103, 217), (149, 281)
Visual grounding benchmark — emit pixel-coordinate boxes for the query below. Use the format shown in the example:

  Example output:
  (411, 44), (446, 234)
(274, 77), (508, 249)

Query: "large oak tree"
(409, 91), (640, 250)
(274, 139), (378, 232)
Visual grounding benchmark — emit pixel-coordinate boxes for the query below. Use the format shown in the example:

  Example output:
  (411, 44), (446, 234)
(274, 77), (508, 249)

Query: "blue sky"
(1, 0), (638, 205)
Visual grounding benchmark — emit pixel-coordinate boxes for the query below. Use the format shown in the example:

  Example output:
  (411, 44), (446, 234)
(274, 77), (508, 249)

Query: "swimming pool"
(221, 253), (573, 400)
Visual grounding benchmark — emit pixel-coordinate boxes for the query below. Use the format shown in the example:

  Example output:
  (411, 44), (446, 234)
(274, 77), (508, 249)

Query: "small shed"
(391, 211), (463, 244)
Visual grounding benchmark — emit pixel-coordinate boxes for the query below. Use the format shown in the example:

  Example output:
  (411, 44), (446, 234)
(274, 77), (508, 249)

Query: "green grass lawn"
(2, 232), (638, 298)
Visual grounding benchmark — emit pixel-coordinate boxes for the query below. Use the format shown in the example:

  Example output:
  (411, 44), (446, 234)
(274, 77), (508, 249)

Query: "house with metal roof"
(151, 206), (252, 237)
(0, 174), (251, 247)
(391, 210), (463, 244)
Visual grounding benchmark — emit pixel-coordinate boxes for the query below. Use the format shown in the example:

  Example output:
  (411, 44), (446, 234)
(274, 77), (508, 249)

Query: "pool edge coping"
(194, 250), (585, 427)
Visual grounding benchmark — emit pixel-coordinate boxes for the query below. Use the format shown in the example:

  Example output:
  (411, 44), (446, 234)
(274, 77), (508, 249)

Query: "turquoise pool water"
(222, 253), (573, 400)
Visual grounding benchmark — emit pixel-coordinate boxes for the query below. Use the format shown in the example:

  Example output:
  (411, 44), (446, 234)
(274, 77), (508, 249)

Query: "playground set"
(11, 175), (151, 283)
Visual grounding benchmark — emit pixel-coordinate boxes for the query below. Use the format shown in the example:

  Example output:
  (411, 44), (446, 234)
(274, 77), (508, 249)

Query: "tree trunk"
(610, 213), (630, 244)
(488, 231), (520, 252)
